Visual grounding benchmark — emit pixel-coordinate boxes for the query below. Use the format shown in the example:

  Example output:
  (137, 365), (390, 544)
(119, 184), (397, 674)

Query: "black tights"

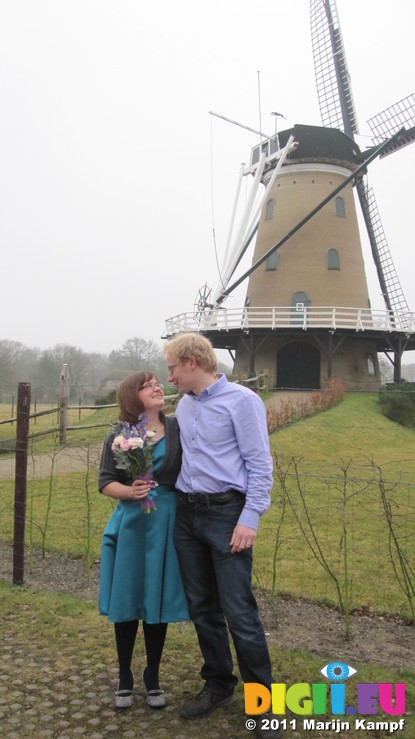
(114, 620), (168, 691)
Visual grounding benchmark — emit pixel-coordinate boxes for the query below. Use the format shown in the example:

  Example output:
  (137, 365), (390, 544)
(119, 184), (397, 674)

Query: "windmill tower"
(164, 0), (415, 389)
(239, 123), (378, 389)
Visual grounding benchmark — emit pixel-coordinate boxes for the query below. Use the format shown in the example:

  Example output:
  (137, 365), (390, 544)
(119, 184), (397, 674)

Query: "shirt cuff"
(237, 508), (260, 531)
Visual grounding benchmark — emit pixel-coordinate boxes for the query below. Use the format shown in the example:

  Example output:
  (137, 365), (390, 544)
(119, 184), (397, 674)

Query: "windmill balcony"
(164, 306), (415, 337)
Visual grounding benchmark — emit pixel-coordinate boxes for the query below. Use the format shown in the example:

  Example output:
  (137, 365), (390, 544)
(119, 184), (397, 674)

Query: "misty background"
(1, 0), (414, 391)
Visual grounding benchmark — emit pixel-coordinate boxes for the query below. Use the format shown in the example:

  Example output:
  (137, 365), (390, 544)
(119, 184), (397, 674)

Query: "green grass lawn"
(259, 393), (415, 620)
(1, 393), (414, 620)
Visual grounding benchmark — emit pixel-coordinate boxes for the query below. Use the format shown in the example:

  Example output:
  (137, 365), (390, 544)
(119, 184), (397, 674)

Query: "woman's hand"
(130, 478), (151, 501)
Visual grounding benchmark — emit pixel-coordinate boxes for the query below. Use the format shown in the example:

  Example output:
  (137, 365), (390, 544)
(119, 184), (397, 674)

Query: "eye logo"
(320, 661), (357, 681)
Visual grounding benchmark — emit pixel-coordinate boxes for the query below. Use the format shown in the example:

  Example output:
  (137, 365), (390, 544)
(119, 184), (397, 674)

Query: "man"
(163, 332), (281, 739)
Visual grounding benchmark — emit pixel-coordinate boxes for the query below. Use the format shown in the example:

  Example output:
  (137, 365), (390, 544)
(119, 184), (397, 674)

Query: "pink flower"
(120, 439), (131, 451)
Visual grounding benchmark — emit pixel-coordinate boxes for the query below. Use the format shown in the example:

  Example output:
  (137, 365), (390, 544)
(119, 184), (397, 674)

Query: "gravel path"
(2, 542), (414, 671)
(0, 443), (103, 480)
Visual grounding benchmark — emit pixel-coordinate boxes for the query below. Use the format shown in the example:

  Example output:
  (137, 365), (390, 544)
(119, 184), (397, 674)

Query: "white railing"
(165, 306), (415, 336)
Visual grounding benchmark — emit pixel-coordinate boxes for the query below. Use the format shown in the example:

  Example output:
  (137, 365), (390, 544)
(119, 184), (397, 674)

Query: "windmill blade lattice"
(310, 0), (358, 136)
(356, 178), (410, 322)
(367, 93), (415, 157)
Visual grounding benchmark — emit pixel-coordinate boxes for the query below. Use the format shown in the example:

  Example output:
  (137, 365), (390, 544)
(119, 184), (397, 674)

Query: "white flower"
(128, 437), (144, 449)
(112, 435), (124, 447)
(146, 430), (156, 439)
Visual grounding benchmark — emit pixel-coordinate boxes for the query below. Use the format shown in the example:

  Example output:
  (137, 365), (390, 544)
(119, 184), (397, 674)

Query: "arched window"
(266, 250), (279, 271)
(335, 196), (346, 217)
(327, 248), (340, 270)
(265, 198), (275, 220)
(290, 291), (311, 325)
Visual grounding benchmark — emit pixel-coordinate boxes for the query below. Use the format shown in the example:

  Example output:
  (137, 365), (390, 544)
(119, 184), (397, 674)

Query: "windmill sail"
(310, 0), (358, 136)
(356, 179), (410, 320)
(310, 0), (411, 319)
(367, 94), (415, 158)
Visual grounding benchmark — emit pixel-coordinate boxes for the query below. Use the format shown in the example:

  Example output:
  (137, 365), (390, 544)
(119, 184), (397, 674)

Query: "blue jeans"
(174, 495), (273, 695)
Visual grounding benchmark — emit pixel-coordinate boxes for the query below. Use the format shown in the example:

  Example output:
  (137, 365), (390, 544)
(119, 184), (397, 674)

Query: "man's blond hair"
(163, 333), (218, 374)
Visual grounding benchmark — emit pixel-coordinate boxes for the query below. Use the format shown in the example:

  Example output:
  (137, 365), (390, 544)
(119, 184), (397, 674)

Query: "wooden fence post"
(59, 364), (70, 444)
(59, 398), (68, 444)
(13, 382), (31, 585)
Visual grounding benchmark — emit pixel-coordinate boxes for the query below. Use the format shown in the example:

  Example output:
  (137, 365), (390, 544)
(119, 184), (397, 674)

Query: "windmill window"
(251, 146), (260, 166)
(265, 199), (275, 220)
(327, 248), (340, 270)
(335, 196), (346, 217)
(367, 354), (376, 376)
(269, 138), (279, 155)
(290, 291), (311, 325)
(266, 251), (279, 271)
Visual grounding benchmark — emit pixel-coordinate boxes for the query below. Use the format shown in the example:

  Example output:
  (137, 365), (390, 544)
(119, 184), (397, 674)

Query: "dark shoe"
(251, 711), (282, 738)
(180, 687), (235, 719)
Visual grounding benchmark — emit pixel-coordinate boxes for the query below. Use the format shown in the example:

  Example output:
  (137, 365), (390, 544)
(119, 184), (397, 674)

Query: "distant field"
(0, 403), (115, 450)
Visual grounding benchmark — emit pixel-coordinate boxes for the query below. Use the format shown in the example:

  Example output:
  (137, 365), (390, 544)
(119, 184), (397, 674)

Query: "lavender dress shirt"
(175, 374), (273, 530)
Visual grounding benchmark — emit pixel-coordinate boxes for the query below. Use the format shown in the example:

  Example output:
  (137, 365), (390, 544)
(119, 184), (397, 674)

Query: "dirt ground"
(1, 542), (414, 673)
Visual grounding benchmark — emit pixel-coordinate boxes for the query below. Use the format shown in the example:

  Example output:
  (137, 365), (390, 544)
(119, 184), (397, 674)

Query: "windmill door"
(277, 342), (320, 389)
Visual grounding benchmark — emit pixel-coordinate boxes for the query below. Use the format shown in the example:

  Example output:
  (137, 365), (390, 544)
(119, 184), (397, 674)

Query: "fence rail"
(0, 396), (180, 442)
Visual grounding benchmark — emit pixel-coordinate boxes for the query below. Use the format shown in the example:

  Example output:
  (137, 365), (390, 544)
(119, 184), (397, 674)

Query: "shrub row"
(266, 377), (345, 433)
(378, 380), (415, 428)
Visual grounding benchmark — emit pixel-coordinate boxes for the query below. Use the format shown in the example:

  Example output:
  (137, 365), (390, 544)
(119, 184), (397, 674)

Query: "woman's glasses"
(139, 382), (164, 391)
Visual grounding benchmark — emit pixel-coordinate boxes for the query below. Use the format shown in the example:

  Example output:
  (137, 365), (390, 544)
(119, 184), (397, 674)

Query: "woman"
(98, 371), (189, 710)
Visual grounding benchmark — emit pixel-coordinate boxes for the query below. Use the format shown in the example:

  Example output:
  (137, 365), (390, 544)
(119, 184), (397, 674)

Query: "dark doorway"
(277, 342), (320, 389)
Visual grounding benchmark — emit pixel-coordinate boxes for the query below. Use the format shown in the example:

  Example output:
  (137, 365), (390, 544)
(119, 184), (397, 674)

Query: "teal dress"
(99, 436), (189, 624)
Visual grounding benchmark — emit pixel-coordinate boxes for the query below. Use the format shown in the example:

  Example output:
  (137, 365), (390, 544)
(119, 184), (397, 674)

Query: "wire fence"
(0, 381), (414, 630)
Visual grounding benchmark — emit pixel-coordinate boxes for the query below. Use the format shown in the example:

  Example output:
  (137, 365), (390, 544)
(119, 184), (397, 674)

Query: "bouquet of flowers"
(111, 413), (158, 513)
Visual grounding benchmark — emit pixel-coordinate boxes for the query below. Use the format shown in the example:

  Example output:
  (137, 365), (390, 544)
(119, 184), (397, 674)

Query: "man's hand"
(230, 524), (257, 554)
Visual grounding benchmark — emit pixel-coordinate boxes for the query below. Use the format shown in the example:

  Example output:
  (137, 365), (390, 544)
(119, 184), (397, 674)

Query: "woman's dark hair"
(116, 371), (159, 425)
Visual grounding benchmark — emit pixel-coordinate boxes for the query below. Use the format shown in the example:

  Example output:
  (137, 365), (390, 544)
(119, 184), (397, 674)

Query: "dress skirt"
(99, 438), (189, 624)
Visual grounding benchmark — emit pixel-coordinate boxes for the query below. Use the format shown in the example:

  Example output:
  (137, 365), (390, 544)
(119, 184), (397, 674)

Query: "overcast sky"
(1, 0), (414, 357)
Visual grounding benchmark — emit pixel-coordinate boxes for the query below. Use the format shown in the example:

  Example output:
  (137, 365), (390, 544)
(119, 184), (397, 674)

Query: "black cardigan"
(98, 415), (182, 492)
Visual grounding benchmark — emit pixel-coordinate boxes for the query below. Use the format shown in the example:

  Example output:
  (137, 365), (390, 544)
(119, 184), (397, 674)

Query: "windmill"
(165, 0), (415, 389)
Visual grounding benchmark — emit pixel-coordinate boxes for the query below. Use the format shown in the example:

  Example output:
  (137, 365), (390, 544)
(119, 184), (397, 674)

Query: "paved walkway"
(1, 587), (249, 739)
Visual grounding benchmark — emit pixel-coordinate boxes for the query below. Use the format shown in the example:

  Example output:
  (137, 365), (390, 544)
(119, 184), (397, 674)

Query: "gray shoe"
(146, 688), (166, 709)
(180, 687), (235, 719)
(115, 688), (133, 709)
(142, 669), (166, 709)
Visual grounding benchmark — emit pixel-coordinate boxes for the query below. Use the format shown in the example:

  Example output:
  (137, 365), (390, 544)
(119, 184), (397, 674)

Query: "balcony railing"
(165, 306), (415, 336)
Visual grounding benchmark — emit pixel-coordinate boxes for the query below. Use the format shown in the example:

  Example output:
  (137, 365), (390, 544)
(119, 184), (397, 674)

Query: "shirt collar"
(190, 373), (227, 399)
